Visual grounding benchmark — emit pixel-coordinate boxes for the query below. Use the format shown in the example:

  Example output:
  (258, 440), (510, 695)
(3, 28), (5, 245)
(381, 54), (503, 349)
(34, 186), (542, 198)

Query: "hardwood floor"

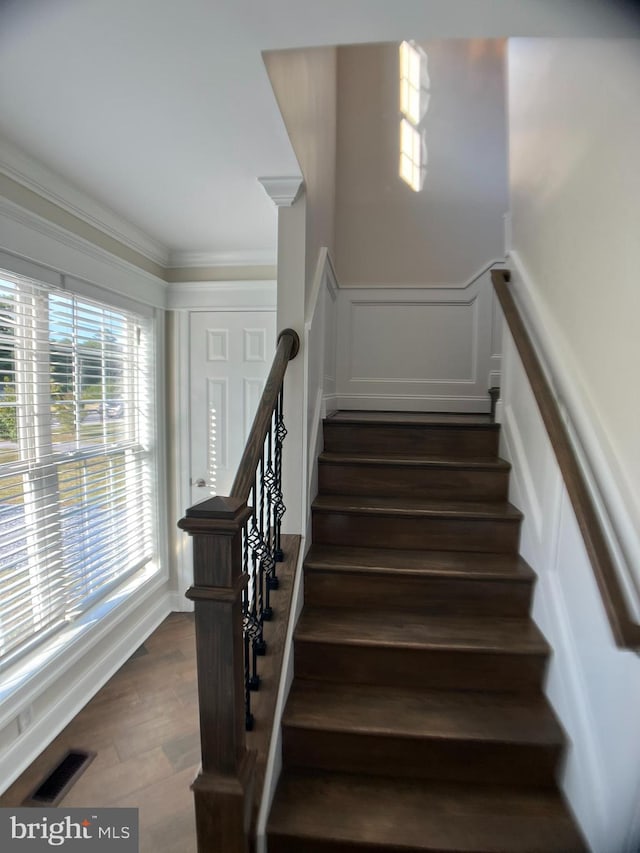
(1, 534), (299, 853)
(1, 613), (199, 853)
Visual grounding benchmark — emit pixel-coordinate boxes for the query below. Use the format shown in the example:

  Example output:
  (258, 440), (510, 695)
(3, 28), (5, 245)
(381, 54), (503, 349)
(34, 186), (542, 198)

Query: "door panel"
(189, 311), (276, 505)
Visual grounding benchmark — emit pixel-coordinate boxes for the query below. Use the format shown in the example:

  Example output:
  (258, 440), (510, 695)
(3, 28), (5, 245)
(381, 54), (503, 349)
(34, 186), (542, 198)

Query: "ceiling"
(0, 0), (635, 269)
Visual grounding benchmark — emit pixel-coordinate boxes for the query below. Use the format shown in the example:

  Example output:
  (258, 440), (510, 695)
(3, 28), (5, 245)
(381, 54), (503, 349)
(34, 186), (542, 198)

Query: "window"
(0, 270), (157, 670)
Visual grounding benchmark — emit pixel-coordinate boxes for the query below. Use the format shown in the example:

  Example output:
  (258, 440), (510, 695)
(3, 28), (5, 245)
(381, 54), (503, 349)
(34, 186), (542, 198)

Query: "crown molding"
(258, 176), (304, 207)
(0, 196), (168, 309)
(0, 138), (283, 274)
(166, 247), (277, 268)
(0, 136), (170, 267)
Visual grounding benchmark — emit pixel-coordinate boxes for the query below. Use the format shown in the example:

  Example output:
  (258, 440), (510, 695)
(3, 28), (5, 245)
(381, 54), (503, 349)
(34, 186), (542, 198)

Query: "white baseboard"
(322, 393), (339, 416)
(0, 590), (172, 794)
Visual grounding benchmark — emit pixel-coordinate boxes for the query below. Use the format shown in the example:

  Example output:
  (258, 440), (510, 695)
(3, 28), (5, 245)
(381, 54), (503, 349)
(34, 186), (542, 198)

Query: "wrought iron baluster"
(264, 412), (277, 572)
(264, 416), (279, 590)
(242, 526), (254, 730)
(273, 385), (288, 565)
(260, 452), (273, 621)
(245, 487), (263, 693)
(255, 470), (266, 630)
(248, 485), (266, 663)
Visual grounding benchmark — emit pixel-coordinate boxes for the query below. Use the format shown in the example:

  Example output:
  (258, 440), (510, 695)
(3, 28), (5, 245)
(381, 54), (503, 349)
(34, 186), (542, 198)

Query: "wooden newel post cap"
(178, 496), (252, 535)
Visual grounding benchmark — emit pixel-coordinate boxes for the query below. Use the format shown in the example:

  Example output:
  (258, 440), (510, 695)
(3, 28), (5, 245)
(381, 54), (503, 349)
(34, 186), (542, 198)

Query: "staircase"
(267, 411), (587, 853)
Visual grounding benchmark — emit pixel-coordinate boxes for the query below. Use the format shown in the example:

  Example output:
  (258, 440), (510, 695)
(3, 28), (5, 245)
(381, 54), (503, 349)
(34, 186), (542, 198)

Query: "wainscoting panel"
(499, 323), (640, 853)
(349, 299), (477, 382)
(335, 269), (501, 412)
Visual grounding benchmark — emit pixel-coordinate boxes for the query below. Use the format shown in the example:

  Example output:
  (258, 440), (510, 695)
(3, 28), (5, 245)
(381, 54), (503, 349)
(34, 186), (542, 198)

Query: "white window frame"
(0, 266), (163, 692)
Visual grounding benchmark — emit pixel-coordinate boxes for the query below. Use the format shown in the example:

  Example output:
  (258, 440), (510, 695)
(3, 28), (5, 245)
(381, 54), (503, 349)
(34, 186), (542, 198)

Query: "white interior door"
(189, 310), (276, 505)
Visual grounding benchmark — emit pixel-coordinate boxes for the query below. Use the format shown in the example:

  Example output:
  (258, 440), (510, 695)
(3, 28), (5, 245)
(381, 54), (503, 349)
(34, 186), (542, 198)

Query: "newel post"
(178, 495), (256, 853)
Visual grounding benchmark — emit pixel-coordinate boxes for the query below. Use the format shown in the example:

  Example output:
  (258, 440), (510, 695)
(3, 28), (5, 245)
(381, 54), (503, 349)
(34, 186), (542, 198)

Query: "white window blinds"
(0, 270), (156, 669)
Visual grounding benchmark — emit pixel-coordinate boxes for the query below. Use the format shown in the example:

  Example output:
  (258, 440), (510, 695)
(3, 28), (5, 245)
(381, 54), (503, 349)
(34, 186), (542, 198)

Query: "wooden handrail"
(231, 328), (300, 501)
(492, 269), (640, 649)
(177, 326), (300, 853)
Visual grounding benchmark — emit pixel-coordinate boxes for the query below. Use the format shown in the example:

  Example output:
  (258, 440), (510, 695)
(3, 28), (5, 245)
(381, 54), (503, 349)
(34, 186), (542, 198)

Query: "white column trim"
(258, 176), (304, 207)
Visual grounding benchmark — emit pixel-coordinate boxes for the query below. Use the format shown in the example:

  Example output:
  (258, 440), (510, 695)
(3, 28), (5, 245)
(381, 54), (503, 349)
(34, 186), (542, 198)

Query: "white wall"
(264, 46), (337, 301)
(508, 38), (640, 592)
(304, 249), (338, 537)
(335, 40), (508, 286)
(264, 46), (338, 532)
(274, 196), (307, 534)
(506, 40), (640, 850)
(499, 326), (640, 853)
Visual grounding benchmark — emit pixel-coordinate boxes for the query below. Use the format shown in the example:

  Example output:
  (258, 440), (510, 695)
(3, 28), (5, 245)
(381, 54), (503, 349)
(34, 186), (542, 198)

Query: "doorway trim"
(169, 279), (277, 606)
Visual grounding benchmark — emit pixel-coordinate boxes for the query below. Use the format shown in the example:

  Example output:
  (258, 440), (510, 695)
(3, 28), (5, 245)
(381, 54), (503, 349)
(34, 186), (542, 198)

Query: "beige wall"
(508, 38), (640, 534)
(335, 40), (508, 286)
(166, 265), (276, 283)
(263, 47), (337, 300)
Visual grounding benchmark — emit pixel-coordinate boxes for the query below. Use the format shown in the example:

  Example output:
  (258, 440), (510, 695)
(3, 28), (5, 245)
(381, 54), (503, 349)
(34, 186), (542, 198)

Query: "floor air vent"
(23, 749), (96, 806)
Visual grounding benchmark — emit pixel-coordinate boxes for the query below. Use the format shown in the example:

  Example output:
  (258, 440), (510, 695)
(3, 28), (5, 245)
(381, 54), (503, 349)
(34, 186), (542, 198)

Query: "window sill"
(0, 562), (166, 729)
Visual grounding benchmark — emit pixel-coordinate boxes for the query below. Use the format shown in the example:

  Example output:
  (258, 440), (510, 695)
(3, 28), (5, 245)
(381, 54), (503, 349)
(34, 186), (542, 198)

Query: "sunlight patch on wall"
(399, 40), (429, 192)
(399, 119), (423, 192)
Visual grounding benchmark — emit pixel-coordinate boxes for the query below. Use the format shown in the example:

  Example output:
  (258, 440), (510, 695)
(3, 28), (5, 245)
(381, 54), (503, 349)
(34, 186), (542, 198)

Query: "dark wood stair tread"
(319, 451), (510, 470)
(270, 412), (586, 851)
(305, 544), (534, 582)
(312, 494), (523, 520)
(326, 411), (496, 427)
(284, 680), (563, 746)
(295, 607), (549, 655)
(268, 770), (587, 852)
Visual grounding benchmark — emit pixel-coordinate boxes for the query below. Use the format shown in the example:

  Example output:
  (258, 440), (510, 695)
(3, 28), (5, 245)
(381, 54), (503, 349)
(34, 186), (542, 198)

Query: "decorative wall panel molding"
(335, 269), (503, 412)
(498, 321), (640, 853)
